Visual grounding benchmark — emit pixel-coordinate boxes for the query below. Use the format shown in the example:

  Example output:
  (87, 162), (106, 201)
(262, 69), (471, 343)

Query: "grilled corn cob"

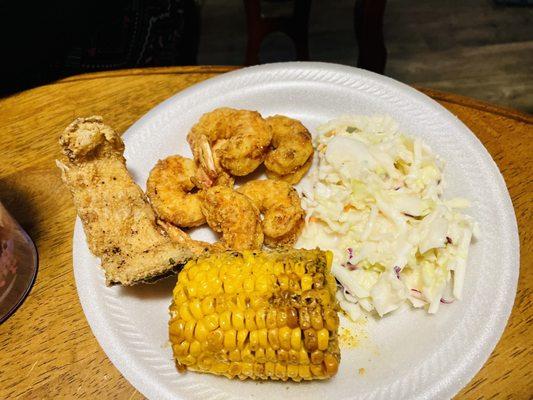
(169, 249), (340, 381)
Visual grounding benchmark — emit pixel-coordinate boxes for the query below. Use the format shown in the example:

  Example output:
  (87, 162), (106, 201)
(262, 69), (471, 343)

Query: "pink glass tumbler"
(0, 201), (38, 323)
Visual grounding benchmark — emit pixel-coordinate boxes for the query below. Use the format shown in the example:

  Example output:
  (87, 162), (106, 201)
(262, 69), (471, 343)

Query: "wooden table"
(0, 66), (531, 399)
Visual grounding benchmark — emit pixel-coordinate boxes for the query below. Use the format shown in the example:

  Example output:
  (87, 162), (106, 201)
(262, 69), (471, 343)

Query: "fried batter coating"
(264, 115), (314, 184)
(266, 156), (313, 185)
(188, 107), (272, 177)
(147, 155), (205, 228)
(201, 186), (263, 251)
(57, 116), (206, 285)
(237, 179), (305, 247)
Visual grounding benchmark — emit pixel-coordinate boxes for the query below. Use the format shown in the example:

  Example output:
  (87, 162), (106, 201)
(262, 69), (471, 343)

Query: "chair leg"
(243, 0), (312, 65)
(354, 0), (387, 74)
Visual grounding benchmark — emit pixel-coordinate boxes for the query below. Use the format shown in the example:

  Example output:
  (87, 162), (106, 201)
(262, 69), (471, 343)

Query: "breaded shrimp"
(187, 107), (273, 177)
(237, 179), (305, 247)
(201, 186), (263, 251)
(266, 156), (313, 185)
(264, 115), (314, 183)
(146, 155), (205, 228)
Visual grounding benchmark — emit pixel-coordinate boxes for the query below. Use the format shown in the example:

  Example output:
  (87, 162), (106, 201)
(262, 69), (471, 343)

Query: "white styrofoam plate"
(73, 62), (519, 400)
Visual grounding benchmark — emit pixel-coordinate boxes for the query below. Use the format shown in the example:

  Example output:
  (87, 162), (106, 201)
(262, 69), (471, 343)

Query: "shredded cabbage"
(297, 115), (477, 317)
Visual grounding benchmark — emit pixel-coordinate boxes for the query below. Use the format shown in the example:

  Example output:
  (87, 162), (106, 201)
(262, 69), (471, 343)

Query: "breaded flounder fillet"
(57, 116), (206, 285)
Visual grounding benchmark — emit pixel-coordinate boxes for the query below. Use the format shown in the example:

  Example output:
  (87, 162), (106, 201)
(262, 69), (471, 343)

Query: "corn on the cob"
(169, 249), (340, 381)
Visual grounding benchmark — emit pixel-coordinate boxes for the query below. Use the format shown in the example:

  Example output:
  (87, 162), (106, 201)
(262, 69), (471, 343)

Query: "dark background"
(0, 0), (532, 112)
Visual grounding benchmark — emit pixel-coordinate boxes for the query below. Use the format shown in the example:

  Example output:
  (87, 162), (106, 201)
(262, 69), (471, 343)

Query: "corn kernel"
(279, 327), (292, 350)
(241, 347), (254, 362)
(179, 303), (193, 321)
(212, 362), (229, 374)
(255, 309), (267, 328)
(299, 347), (309, 364)
(317, 328), (329, 351)
(311, 364), (323, 377)
(290, 327), (302, 350)
(220, 310), (232, 330)
(299, 365), (311, 379)
(228, 348), (241, 362)
(186, 284), (197, 297)
(249, 330), (259, 350)
(201, 296), (215, 315)
(310, 306), (323, 330)
(301, 274), (313, 291)
(310, 350), (323, 364)
(189, 299), (203, 320)
(277, 349), (288, 363)
(181, 354), (196, 366)
(243, 277), (254, 292)
(232, 311), (245, 330)
(254, 362), (265, 378)
(294, 262), (305, 276)
(241, 362), (254, 377)
(255, 275), (269, 292)
(237, 329), (249, 349)
(275, 363), (287, 380)
(224, 329), (237, 350)
(266, 347), (277, 362)
(203, 314), (219, 331)
(325, 309), (339, 331)
(288, 349), (299, 364)
(299, 308), (311, 330)
(174, 340), (189, 357)
(228, 362), (241, 377)
(268, 328), (280, 350)
(194, 320), (208, 341)
(274, 262), (284, 276)
(169, 320), (184, 339)
(324, 353), (339, 375)
(303, 329), (318, 351)
(245, 309), (256, 330)
(236, 293), (247, 310)
(277, 308), (288, 327)
(287, 364), (299, 380)
(258, 328), (268, 348)
(184, 320), (196, 341)
(206, 329), (223, 351)
(278, 274), (289, 290)
(190, 340), (202, 356)
(265, 362), (275, 378)
(255, 348), (266, 363)
(266, 310), (277, 329)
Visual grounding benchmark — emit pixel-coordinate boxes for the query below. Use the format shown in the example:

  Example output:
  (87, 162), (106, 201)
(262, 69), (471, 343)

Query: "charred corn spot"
(169, 249), (340, 381)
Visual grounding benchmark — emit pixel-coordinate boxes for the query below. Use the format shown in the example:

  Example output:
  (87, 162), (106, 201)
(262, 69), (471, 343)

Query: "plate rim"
(73, 61), (520, 400)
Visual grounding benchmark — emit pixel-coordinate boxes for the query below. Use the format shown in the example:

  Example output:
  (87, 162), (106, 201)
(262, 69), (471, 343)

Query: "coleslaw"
(297, 115), (478, 318)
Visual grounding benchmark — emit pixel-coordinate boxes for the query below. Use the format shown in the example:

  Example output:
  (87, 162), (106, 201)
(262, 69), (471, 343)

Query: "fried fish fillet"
(57, 116), (207, 285)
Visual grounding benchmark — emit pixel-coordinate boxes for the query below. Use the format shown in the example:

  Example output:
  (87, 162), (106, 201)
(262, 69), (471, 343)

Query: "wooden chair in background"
(243, 0), (387, 74)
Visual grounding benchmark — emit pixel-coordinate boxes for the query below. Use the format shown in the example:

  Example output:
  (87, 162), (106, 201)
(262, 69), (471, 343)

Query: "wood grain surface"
(0, 66), (531, 399)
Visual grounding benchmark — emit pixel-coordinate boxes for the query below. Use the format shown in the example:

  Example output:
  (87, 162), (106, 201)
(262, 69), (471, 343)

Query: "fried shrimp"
(237, 179), (305, 247)
(266, 156), (313, 185)
(187, 107), (273, 177)
(201, 186), (263, 251)
(264, 115), (314, 184)
(146, 155), (205, 228)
